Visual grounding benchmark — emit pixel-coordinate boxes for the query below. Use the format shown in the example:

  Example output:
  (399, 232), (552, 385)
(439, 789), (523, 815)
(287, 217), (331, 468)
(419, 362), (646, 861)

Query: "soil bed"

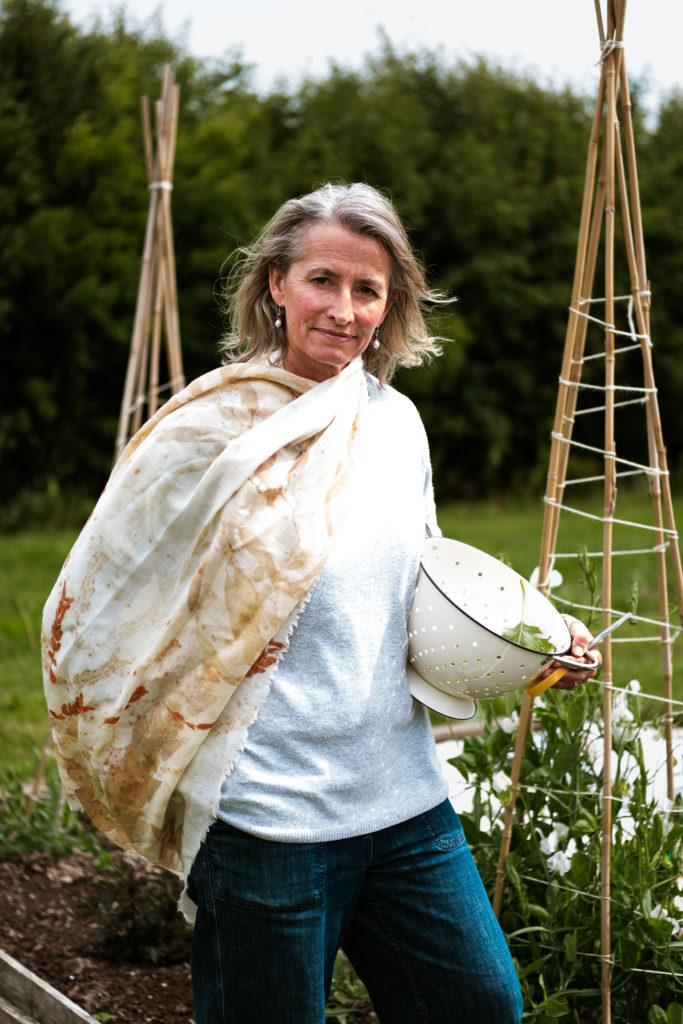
(0, 848), (376, 1024)
(0, 848), (195, 1024)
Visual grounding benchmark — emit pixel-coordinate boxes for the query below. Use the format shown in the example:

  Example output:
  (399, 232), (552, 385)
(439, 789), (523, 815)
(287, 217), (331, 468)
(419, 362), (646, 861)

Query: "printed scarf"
(42, 358), (366, 880)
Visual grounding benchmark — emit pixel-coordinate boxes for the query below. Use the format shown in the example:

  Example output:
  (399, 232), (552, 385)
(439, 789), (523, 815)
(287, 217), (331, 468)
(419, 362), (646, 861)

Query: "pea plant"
(450, 681), (683, 1023)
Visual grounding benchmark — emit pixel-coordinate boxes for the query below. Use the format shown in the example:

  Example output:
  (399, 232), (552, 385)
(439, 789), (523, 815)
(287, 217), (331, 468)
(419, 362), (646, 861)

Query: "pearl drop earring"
(274, 306), (283, 329)
(372, 326), (380, 350)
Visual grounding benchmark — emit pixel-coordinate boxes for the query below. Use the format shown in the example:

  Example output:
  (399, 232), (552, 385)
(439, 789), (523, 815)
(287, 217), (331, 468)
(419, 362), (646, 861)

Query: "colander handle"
(525, 650), (601, 698)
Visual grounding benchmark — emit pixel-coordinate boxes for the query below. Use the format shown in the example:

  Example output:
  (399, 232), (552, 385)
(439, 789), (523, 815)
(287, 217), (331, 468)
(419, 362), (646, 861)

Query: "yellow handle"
(526, 665), (569, 698)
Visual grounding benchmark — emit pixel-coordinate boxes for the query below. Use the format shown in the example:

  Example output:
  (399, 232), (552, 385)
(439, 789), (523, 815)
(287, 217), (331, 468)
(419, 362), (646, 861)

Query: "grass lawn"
(0, 530), (76, 773)
(1, 485), (681, 774)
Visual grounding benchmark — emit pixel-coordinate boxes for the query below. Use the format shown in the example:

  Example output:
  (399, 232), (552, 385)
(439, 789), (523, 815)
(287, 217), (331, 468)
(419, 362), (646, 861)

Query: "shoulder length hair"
(221, 181), (448, 385)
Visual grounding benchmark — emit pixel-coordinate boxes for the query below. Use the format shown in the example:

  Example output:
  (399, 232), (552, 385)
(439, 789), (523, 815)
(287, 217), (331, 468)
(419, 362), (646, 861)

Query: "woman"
(43, 182), (598, 1024)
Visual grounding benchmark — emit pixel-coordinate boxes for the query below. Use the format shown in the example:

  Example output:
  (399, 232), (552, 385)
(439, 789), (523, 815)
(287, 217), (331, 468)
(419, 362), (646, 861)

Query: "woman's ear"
(268, 264), (286, 305)
(380, 290), (396, 324)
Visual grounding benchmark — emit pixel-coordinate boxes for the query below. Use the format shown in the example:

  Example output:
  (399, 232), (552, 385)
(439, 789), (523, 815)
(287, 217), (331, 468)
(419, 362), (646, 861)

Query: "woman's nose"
(328, 287), (353, 323)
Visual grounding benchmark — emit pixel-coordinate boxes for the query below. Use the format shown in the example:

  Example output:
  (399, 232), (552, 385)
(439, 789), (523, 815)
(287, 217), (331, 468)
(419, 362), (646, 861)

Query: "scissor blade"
(586, 611), (631, 650)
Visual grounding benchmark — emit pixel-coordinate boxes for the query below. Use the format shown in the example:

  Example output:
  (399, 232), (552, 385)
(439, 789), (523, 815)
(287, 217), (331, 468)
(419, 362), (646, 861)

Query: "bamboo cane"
(115, 144), (159, 458)
(537, 70), (607, 593)
(115, 66), (184, 461)
(613, 67), (679, 801)
(599, 21), (619, 1020)
(496, 34), (613, 922)
(494, 29), (613, 923)
(492, 689), (533, 917)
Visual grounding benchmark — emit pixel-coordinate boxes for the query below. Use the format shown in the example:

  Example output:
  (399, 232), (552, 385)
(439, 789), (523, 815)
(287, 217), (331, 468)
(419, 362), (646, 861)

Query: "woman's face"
(268, 220), (393, 382)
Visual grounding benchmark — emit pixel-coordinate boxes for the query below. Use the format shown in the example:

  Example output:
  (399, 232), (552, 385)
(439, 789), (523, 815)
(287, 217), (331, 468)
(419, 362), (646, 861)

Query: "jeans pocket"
(201, 821), (325, 913)
(420, 799), (468, 852)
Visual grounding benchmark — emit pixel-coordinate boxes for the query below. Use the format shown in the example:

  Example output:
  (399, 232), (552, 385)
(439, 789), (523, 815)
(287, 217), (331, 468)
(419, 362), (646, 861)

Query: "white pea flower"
(612, 705), (636, 744)
(492, 770), (512, 795)
(627, 679), (641, 693)
(540, 832), (556, 855)
(655, 796), (673, 816)
(484, 793), (502, 820)
(500, 711), (519, 735)
(582, 732), (603, 770)
(655, 796), (674, 837)
(547, 850), (572, 875)
(529, 567), (563, 591)
(540, 823), (571, 856)
(673, 895), (683, 914)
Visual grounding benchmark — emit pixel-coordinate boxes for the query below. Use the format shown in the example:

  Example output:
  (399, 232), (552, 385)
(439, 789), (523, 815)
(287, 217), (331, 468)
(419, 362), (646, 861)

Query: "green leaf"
(544, 996), (571, 1018)
(563, 930), (577, 963)
(569, 851), (592, 888)
(648, 1007), (668, 1024)
(667, 1004), (683, 1024)
(648, 918), (676, 941)
(642, 889), (653, 917)
(574, 814), (599, 836)
(501, 620), (555, 653)
(649, 814), (665, 855)
(566, 694), (589, 731)
(553, 742), (581, 775)
(527, 902), (551, 923)
(616, 936), (641, 971)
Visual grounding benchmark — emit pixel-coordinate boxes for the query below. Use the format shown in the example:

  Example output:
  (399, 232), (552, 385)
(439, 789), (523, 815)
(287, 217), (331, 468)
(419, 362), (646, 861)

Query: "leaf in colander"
(501, 621), (555, 653)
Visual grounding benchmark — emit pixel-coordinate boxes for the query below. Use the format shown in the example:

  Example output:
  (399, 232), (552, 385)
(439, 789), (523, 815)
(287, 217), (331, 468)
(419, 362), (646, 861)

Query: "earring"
(274, 306), (283, 329)
(372, 326), (380, 350)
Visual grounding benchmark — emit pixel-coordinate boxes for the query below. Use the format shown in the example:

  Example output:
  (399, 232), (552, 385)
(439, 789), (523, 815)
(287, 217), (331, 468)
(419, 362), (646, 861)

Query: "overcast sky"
(61, 0), (682, 110)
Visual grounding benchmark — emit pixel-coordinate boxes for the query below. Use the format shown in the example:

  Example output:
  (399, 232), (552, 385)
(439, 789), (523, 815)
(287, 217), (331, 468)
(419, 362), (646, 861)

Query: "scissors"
(526, 610), (631, 698)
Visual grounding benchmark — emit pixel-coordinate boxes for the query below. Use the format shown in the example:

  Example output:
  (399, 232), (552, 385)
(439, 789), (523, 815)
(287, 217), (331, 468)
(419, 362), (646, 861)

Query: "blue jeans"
(187, 799), (522, 1024)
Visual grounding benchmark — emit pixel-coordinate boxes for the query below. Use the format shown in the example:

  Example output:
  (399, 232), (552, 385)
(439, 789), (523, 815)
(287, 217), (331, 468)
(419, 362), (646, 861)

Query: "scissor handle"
(526, 665), (569, 698)
(550, 650), (601, 672)
(525, 650), (600, 699)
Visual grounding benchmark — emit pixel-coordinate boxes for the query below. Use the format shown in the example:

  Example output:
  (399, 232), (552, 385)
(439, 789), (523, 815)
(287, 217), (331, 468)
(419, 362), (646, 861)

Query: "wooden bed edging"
(0, 948), (97, 1024)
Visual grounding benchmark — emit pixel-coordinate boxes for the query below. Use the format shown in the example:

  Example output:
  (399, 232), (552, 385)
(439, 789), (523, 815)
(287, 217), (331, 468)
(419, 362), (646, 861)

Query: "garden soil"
(0, 849), (194, 1024)
(0, 848), (376, 1024)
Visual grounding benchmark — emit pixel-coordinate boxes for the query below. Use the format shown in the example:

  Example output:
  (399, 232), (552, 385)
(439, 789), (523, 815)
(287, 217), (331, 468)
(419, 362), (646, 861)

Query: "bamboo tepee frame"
(491, 3), (683, 1021)
(115, 65), (184, 460)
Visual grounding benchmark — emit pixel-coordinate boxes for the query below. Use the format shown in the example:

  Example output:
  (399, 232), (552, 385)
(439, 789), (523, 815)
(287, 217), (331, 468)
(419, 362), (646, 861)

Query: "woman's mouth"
(315, 328), (355, 341)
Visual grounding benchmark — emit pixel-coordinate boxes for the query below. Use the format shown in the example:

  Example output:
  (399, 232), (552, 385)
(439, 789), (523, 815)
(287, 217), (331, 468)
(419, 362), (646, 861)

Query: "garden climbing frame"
(492, 3), (683, 1022)
(115, 64), (184, 460)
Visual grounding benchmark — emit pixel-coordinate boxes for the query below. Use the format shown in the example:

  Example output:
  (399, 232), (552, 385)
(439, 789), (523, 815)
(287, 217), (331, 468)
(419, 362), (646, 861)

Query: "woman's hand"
(534, 619), (602, 691)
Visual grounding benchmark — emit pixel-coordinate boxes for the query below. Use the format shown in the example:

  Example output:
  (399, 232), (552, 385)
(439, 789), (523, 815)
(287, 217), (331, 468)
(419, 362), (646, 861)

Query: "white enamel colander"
(407, 537), (598, 719)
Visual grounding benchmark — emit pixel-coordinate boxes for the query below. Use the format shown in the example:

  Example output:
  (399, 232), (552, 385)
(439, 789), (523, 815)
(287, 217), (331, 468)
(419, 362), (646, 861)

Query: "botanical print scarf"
(42, 358), (367, 882)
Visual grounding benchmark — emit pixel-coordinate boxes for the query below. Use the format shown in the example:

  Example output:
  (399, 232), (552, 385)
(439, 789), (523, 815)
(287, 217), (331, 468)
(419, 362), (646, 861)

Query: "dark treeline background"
(2, 0), (683, 522)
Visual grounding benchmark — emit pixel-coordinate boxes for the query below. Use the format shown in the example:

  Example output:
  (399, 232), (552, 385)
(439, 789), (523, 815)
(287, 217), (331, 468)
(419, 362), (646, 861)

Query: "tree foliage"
(1, 0), (681, 520)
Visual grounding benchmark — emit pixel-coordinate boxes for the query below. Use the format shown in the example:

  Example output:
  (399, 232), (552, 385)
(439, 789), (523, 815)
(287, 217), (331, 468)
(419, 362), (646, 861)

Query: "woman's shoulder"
(365, 372), (425, 423)
(364, 372), (431, 466)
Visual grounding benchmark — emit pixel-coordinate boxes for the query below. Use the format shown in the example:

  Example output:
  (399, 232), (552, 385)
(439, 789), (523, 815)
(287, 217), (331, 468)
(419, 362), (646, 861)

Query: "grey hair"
(220, 182), (447, 385)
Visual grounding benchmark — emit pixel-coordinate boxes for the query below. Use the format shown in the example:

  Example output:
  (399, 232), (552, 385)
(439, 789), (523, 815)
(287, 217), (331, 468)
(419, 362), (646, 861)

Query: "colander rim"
(418, 558), (569, 661)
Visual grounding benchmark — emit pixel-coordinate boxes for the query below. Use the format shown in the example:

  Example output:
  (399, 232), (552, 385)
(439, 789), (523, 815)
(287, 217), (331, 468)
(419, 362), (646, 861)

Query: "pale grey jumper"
(218, 374), (449, 840)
